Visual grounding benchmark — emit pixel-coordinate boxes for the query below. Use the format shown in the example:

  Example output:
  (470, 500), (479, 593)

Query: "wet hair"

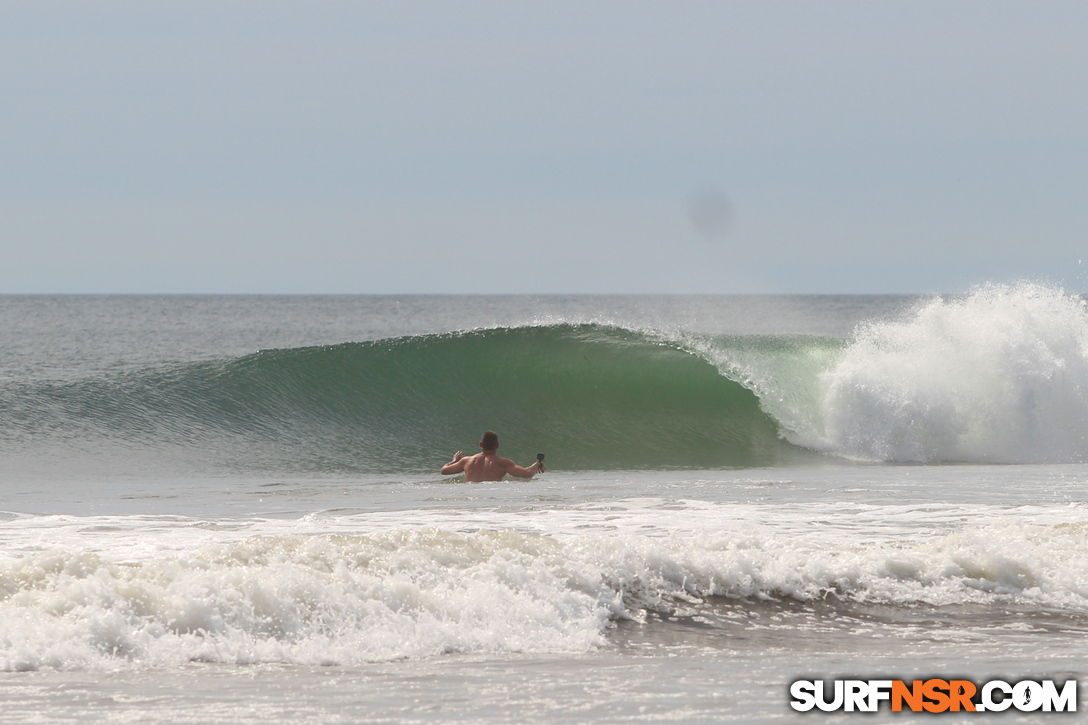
(480, 430), (499, 451)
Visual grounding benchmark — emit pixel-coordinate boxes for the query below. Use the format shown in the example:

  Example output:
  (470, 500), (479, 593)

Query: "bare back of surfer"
(441, 431), (543, 482)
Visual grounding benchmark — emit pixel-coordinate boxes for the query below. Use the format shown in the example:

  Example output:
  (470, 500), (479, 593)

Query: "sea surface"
(1, 287), (1087, 723)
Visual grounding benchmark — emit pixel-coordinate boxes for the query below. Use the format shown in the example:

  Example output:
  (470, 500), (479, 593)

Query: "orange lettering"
(948, 680), (976, 712)
(922, 679), (950, 713)
(892, 680), (924, 712)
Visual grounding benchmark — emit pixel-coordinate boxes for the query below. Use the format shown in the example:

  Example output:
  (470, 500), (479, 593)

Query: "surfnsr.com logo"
(790, 679), (1077, 713)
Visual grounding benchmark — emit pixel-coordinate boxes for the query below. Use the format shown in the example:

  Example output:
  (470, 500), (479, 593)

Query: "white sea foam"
(2, 500), (1088, 671)
(784, 283), (1088, 463)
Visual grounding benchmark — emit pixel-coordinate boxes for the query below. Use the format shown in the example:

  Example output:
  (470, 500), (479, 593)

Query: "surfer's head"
(479, 430), (499, 452)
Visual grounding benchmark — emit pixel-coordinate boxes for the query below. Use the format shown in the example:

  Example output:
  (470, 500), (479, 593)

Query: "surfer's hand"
(452, 451), (464, 462)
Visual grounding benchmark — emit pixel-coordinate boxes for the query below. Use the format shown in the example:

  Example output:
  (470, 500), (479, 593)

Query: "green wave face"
(4, 325), (816, 473)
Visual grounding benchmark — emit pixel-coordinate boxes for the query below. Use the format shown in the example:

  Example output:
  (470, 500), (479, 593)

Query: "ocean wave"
(809, 282), (1088, 463)
(0, 325), (808, 471)
(2, 519), (1087, 671)
(2, 283), (1087, 469)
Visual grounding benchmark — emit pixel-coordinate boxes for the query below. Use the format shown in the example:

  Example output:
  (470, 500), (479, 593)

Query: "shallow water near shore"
(2, 291), (1087, 722)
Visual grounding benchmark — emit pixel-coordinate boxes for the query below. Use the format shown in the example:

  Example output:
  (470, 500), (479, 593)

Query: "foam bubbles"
(0, 530), (617, 672)
(3, 509), (1088, 671)
(813, 283), (1088, 463)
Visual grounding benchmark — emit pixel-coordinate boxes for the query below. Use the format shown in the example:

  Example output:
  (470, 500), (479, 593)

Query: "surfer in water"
(441, 430), (544, 482)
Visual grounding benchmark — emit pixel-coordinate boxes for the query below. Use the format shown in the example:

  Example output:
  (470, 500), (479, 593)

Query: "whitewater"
(1, 286), (1087, 722)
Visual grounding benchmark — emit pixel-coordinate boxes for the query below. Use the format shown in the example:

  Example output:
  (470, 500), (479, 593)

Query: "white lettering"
(790, 676), (1076, 713)
(789, 680), (816, 712)
(1041, 680), (1077, 712)
(814, 680), (844, 712)
(981, 680), (1012, 712)
(868, 680), (893, 711)
(1013, 680), (1043, 712)
(844, 680), (871, 712)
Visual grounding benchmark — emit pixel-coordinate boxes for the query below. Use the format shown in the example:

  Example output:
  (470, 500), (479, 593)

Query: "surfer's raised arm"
(441, 451), (467, 475)
(440, 431), (544, 481)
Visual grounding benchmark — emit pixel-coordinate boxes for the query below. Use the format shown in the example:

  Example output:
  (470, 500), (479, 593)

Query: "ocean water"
(1, 286), (1087, 723)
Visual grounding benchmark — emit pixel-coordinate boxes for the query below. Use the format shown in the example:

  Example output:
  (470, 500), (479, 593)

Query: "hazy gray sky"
(2, 1), (1086, 293)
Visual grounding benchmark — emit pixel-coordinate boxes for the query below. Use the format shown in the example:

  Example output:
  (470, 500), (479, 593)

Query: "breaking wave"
(3, 511), (1088, 671)
(2, 282), (1087, 470)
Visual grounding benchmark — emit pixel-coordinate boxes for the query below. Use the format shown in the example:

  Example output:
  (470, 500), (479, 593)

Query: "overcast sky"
(2, 1), (1086, 293)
